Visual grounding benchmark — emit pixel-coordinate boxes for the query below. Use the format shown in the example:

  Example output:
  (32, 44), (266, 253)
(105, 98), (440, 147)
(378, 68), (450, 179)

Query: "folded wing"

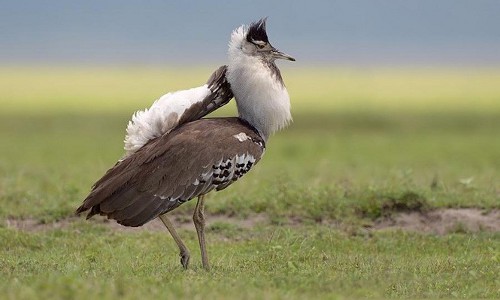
(76, 118), (265, 227)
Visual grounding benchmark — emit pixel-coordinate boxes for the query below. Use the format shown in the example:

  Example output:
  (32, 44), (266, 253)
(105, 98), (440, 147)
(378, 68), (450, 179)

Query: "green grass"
(0, 67), (499, 298)
(1, 224), (499, 299)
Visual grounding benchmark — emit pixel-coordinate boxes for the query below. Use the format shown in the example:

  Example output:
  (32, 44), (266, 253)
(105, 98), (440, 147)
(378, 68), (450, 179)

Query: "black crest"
(246, 17), (269, 44)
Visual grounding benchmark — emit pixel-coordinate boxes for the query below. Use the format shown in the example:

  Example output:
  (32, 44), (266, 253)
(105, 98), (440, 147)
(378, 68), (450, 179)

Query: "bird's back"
(76, 117), (265, 227)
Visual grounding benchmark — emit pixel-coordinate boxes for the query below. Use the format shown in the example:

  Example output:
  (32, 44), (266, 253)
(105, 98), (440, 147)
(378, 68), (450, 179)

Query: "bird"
(76, 17), (295, 270)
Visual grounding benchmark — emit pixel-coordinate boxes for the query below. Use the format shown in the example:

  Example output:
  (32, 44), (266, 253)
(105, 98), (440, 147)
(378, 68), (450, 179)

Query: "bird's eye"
(256, 44), (265, 49)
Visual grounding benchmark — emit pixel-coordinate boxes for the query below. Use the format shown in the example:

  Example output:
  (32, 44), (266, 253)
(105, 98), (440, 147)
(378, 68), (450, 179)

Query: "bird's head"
(228, 17), (295, 63)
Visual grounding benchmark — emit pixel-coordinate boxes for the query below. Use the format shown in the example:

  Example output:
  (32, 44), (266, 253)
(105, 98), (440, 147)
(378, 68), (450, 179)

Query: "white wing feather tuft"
(123, 85), (211, 158)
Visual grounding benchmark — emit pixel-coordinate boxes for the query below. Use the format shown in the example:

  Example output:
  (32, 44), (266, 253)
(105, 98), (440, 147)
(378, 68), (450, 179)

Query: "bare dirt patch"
(4, 217), (76, 232)
(3, 213), (267, 233)
(372, 208), (500, 234)
(100, 213), (267, 232)
(4, 209), (499, 235)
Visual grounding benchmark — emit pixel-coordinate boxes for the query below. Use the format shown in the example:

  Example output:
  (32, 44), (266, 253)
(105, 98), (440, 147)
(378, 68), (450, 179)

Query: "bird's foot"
(180, 251), (190, 269)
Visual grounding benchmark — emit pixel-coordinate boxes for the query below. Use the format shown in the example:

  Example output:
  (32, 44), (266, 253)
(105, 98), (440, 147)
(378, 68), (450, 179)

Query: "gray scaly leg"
(193, 195), (209, 270)
(159, 213), (190, 269)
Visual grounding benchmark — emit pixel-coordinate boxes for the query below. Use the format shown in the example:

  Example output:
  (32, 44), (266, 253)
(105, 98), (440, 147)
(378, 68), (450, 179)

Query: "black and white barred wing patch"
(211, 153), (257, 191)
(177, 152), (259, 197)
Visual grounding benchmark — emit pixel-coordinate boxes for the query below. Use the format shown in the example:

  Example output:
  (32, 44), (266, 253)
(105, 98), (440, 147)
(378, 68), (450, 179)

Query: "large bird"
(76, 18), (295, 270)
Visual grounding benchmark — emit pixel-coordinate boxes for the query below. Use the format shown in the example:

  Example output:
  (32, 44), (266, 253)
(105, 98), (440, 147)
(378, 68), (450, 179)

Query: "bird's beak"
(271, 48), (296, 61)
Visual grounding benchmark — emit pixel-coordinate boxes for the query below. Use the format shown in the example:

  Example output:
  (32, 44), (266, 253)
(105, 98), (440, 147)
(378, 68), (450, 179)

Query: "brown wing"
(178, 65), (233, 123)
(76, 118), (265, 227)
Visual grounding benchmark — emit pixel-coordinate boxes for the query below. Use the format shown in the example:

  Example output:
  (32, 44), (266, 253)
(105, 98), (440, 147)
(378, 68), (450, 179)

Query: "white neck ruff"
(226, 25), (292, 141)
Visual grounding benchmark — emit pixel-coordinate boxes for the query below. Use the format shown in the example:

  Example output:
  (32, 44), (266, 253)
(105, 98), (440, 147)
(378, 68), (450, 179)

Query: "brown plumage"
(76, 118), (265, 227)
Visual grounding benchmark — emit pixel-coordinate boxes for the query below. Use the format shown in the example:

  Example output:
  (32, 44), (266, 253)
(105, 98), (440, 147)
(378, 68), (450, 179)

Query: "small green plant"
(356, 191), (429, 219)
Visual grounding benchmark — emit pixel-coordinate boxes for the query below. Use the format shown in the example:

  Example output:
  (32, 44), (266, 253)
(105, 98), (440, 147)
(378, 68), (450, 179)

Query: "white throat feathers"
(226, 24), (292, 141)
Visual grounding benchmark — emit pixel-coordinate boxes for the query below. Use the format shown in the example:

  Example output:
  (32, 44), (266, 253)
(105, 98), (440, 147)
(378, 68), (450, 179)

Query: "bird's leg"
(158, 213), (190, 269)
(193, 195), (210, 270)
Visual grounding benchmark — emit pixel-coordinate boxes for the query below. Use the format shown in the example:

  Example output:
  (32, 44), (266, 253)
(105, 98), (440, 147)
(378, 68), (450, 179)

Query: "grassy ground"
(0, 67), (499, 298)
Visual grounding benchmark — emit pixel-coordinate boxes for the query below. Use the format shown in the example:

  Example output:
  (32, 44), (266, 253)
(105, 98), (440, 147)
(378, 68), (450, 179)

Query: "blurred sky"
(1, 0), (500, 66)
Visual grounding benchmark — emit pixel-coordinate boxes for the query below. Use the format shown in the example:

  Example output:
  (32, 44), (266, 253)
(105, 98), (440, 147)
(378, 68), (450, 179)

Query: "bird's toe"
(180, 251), (190, 269)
